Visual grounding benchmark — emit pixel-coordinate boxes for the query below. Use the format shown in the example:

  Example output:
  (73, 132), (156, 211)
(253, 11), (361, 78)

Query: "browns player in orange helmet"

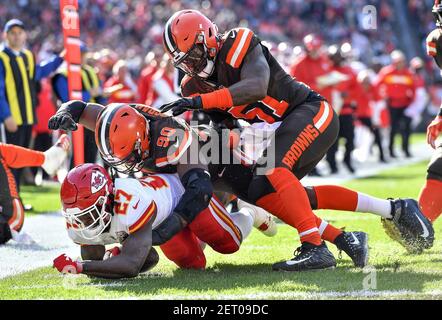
(159, 10), (434, 269)
(417, 0), (442, 223)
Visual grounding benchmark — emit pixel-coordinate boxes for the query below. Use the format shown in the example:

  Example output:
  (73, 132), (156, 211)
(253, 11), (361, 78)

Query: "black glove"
(159, 96), (203, 116)
(48, 100), (87, 131)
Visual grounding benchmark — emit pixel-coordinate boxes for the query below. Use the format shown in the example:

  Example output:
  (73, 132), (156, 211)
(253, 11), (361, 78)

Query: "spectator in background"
(148, 55), (179, 109)
(375, 50), (416, 158)
(137, 50), (160, 105)
(355, 69), (387, 163)
(104, 60), (137, 104)
(325, 44), (359, 174)
(406, 57), (429, 129)
(52, 42), (106, 164)
(290, 34), (333, 103)
(0, 19), (64, 190)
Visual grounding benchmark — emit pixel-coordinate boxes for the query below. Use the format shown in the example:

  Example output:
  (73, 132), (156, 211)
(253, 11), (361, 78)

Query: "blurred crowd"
(1, 0), (441, 185)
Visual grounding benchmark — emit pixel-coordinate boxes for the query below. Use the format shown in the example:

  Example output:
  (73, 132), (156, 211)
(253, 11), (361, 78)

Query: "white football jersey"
(67, 173), (184, 246)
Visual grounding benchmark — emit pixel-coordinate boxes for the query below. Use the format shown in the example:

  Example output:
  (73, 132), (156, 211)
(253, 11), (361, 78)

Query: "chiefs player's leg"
(159, 227), (206, 269)
(188, 195), (245, 254)
(0, 158), (25, 244)
(419, 144), (442, 222)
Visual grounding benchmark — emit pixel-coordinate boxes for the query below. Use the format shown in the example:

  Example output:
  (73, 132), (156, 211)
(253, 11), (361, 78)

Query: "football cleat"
(42, 134), (71, 177)
(381, 198), (434, 253)
(334, 231), (369, 268)
(272, 242), (336, 272)
(238, 200), (277, 237)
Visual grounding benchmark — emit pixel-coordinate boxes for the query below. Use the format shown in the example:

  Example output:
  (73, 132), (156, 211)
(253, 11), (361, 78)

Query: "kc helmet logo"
(91, 171), (107, 194)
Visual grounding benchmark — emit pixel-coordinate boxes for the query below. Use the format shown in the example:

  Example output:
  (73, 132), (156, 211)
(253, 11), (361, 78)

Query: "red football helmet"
(60, 164), (114, 240)
(163, 10), (219, 78)
(95, 103), (150, 174)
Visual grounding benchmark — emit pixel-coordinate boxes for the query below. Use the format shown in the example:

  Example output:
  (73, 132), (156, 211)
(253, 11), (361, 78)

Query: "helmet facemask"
(174, 33), (216, 79)
(63, 193), (113, 240)
(433, 4), (442, 27)
(103, 134), (149, 175)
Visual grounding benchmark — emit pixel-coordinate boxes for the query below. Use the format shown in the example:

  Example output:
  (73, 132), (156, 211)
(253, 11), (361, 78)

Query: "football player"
(53, 163), (276, 278)
(418, 0), (442, 223)
(49, 101), (369, 269)
(159, 10), (433, 267)
(0, 134), (70, 244)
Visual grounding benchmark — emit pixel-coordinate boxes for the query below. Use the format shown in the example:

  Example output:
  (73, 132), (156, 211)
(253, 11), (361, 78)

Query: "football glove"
(48, 100), (87, 131)
(159, 96), (203, 116)
(53, 254), (82, 274)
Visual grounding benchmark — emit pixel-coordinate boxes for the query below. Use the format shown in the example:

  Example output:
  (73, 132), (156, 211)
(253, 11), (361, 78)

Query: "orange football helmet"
(95, 104), (150, 174)
(163, 10), (219, 78)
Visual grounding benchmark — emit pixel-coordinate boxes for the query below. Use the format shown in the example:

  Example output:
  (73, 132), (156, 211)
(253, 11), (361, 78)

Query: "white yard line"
(0, 143), (433, 280)
(7, 282), (442, 299)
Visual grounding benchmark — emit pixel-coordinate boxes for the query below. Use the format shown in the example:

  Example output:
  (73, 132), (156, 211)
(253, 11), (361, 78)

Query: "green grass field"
(1, 161), (441, 300)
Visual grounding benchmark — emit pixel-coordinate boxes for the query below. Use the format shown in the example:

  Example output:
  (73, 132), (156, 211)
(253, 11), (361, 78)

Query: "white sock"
(229, 208), (254, 241)
(356, 193), (392, 219)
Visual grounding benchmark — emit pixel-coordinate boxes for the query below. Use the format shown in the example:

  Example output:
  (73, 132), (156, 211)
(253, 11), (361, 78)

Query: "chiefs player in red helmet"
(53, 163), (276, 278)
(416, 0), (442, 224)
(157, 10), (433, 269)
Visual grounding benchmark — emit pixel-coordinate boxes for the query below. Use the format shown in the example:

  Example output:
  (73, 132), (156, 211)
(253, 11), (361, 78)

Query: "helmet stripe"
(164, 18), (177, 55)
(98, 104), (121, 158)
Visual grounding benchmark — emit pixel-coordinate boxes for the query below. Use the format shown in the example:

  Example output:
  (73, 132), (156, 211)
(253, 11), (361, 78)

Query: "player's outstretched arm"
(72, 217), (154, 279)
(48, 100), (104, 132)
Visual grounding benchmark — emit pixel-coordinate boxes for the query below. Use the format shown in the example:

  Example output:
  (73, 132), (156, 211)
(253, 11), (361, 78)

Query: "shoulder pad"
(221, 28), (260, 68)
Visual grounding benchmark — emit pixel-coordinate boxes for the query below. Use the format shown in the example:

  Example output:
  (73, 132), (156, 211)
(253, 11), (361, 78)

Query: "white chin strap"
(197, 59), (214, 79)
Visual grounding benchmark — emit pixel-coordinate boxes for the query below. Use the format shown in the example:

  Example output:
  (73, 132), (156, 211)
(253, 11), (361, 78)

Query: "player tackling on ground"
(53, 163), (276, 278)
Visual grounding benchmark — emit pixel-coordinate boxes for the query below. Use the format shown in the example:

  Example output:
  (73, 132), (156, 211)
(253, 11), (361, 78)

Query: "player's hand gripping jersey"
(67, 173), (184, 246)
(180, 28), (324, 124)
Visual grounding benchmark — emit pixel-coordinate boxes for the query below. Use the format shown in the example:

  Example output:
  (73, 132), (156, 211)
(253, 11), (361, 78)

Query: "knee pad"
(304, 186), (318, 210)
(427, 156), (442, 182)
(0, 216), (12, 245)
(248, 174), (275, 204)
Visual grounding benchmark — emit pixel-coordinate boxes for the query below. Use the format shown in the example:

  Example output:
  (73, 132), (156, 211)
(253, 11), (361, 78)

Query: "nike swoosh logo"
(132, 199), (140, 210)
(416, 215), (430, 238)
(218, 167), (226, 178)
(285, 256), (312, 266)
(350, 233), (360, 245)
